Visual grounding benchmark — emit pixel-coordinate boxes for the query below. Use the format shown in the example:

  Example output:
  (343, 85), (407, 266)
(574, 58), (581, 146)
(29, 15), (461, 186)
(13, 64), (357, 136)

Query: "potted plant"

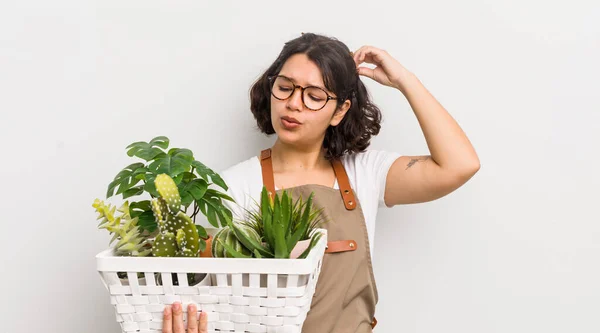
(92, 136), (233, 285)
(93, 136), (330, 333)
(212, 186), (328, 259)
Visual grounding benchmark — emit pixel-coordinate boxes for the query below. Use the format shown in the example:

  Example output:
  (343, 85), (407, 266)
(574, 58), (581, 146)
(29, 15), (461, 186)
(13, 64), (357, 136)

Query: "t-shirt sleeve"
(355, 150), (402, 208)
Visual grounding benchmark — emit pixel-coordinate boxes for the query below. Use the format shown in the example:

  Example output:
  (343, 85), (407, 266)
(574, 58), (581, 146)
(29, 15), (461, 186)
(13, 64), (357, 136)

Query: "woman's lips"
(281, 117), (301, 129)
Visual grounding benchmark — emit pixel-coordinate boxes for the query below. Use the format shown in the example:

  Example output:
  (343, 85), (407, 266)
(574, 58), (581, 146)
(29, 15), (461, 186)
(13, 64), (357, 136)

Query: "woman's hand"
(352, 45), (415, 94)
(163, 302), (208, 333)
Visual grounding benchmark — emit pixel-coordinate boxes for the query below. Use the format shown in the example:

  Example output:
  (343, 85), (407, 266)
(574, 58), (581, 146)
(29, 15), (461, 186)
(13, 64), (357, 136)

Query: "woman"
(164, 32), (480, 332)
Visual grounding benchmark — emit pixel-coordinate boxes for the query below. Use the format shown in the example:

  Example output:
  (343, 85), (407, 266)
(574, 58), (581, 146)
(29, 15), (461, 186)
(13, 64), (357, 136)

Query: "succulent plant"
(222, 187), (326, 259)
(92, 199), (153, 257)
(151, 174), (200, 257)
(240, 189), (325, 243)
(212, 224), (261, 258)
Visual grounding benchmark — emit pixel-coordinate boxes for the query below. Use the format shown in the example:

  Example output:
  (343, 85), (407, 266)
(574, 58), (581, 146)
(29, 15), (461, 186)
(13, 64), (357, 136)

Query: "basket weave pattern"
(97, 230), (327, 333)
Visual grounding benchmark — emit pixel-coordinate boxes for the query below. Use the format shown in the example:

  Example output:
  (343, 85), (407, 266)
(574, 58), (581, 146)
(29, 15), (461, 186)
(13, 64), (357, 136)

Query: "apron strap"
(331, 158), (357, 211)
(260, 148), (276, 201)
(259, 148), (356, 211)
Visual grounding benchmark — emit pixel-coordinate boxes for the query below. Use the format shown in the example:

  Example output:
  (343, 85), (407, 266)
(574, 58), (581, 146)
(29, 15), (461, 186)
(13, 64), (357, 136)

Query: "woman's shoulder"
(339, 149), (402, 170)
(340, 149), (402, 209)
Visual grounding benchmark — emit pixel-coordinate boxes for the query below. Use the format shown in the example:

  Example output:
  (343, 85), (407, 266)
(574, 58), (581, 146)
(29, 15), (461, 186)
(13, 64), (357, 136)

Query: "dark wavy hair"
(249, 33), (382, 160)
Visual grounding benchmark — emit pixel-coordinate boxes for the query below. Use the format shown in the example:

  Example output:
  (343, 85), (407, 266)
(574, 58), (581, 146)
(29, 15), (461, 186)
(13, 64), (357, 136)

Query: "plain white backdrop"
(1, 0), (598, 332)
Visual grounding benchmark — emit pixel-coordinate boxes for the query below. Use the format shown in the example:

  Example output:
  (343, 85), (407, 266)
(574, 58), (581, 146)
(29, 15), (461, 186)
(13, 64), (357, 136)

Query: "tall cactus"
(151, 174), (200, 257)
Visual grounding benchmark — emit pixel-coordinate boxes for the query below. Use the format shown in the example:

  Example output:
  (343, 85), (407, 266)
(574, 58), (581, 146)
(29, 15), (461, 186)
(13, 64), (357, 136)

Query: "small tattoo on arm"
(405, 156), (430, 170)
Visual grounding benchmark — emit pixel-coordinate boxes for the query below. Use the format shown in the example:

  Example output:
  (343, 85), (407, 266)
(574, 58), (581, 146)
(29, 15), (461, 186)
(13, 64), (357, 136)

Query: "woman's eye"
(309, 95), (324, 102)
(278, 86), (292, 91)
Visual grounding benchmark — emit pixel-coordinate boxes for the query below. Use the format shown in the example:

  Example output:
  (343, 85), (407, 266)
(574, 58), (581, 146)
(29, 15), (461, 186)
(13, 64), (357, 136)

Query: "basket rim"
(96, 229), (327, 275)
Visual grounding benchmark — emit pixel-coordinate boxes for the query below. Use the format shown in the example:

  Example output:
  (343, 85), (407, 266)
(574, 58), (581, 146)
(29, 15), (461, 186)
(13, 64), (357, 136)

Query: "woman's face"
(270, 53), (351, 148)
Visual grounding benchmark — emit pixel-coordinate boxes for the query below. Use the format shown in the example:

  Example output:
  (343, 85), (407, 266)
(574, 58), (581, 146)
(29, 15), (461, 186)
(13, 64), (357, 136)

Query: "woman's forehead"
(279, 54), (325, 88)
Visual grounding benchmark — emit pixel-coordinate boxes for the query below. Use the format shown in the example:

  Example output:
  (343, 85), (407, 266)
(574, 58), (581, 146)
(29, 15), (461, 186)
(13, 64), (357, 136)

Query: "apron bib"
(259, 148), (379, 332)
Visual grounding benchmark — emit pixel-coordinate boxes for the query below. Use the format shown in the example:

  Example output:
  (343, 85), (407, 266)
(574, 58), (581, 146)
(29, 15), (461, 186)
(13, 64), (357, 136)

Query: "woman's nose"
(286, 87), (304, 111)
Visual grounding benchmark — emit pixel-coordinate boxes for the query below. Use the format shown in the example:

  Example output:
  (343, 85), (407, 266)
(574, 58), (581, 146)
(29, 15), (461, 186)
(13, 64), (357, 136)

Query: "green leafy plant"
(107, 136), (232, 229)
(93, 136), (233, 257)
(216, 186), (327, 259)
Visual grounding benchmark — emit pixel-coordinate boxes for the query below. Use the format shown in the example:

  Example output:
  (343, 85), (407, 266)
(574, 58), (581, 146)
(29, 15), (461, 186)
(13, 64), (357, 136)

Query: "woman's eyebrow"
(279, 74), (326, 90)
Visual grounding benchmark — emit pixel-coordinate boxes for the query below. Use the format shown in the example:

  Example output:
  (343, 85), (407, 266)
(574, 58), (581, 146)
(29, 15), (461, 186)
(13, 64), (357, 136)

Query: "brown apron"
(259, 148), (378, 332)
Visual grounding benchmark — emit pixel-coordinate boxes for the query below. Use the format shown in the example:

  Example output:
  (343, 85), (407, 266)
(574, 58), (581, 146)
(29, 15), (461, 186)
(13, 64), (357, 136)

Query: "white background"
(1, 0), (599, 332)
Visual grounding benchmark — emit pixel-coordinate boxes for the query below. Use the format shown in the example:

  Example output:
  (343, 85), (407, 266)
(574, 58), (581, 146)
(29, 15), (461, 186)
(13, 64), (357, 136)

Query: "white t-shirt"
(219, 150), (401, 256)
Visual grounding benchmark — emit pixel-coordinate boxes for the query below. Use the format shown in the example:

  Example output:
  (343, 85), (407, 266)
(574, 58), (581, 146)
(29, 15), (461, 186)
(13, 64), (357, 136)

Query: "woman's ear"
(330, 99), (352, 127)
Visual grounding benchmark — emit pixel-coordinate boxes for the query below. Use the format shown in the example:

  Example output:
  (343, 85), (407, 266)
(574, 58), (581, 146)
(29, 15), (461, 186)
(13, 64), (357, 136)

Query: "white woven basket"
(96, 229), (327, 333)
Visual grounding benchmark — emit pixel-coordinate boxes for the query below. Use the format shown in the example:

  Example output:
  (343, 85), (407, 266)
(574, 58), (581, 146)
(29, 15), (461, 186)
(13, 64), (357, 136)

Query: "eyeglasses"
(268, 75), (338, 111)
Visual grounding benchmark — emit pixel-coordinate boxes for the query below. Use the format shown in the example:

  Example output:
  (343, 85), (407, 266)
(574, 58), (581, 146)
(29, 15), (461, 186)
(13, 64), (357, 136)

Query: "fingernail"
(164, 305), (171, 314)
(188, 304), (196, 311)
(173, 303), (180, 312)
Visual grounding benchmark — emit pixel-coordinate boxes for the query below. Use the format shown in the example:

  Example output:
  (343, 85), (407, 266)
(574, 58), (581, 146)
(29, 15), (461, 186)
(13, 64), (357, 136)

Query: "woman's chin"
(274, 129), (302, 145)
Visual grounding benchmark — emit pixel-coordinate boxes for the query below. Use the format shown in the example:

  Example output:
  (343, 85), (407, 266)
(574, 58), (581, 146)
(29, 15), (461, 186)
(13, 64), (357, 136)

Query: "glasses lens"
(271, 76), (294, 100)
(270, 76), (331, 110)
(303, 87), (328, 110)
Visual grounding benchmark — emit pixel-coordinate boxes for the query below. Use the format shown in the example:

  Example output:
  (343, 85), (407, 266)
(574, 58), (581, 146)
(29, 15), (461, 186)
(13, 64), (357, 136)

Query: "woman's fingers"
(186, 304), (198, 332)
(163, 302), (208, 333)
(172, 302), (185, 332)
(198, 311), (209, 333)
(353, 45), (399, 87)
(164, 302), (206, 333)
(354, 46), (388, 68)
(354, 46), (377, 66)
(357, 66), (377, 80)
(353, 45), (370, 65)
(363, 49), (385, 66)
(162, 305), (173, 333)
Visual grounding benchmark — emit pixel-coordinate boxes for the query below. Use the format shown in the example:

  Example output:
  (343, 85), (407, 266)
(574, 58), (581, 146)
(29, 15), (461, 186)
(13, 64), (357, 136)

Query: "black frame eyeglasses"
(268, 75), (338, 111)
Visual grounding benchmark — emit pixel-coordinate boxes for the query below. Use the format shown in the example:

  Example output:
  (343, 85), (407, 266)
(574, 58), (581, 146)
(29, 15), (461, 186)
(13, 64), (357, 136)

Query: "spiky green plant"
(222, 186), (327, 259)
(92, 199), (153, 257)
(239, 190), (327, 242)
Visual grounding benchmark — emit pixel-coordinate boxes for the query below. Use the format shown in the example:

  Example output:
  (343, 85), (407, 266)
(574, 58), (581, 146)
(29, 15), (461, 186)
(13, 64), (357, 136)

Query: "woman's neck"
(271, 139), (329, 173)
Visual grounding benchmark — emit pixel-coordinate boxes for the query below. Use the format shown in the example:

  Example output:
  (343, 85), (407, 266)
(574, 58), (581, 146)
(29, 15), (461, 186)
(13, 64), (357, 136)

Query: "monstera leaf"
(105, 136), (234, 234)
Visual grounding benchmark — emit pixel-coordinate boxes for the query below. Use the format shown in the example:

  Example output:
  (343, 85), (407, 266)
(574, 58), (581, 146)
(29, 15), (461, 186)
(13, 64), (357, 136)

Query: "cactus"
(151, 174), (200, 257)
(154, 173), (181, 212)
(92, 199), (152, 257)
(152, 233), (177, 257)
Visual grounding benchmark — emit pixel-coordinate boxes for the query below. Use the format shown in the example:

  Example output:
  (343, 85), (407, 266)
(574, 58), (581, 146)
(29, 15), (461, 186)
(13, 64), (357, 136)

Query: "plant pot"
(199, 235), (213, 258)
(119, 276), (147, 286)
(156, 272), (208, 286)
(290, 239), (312, 259)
